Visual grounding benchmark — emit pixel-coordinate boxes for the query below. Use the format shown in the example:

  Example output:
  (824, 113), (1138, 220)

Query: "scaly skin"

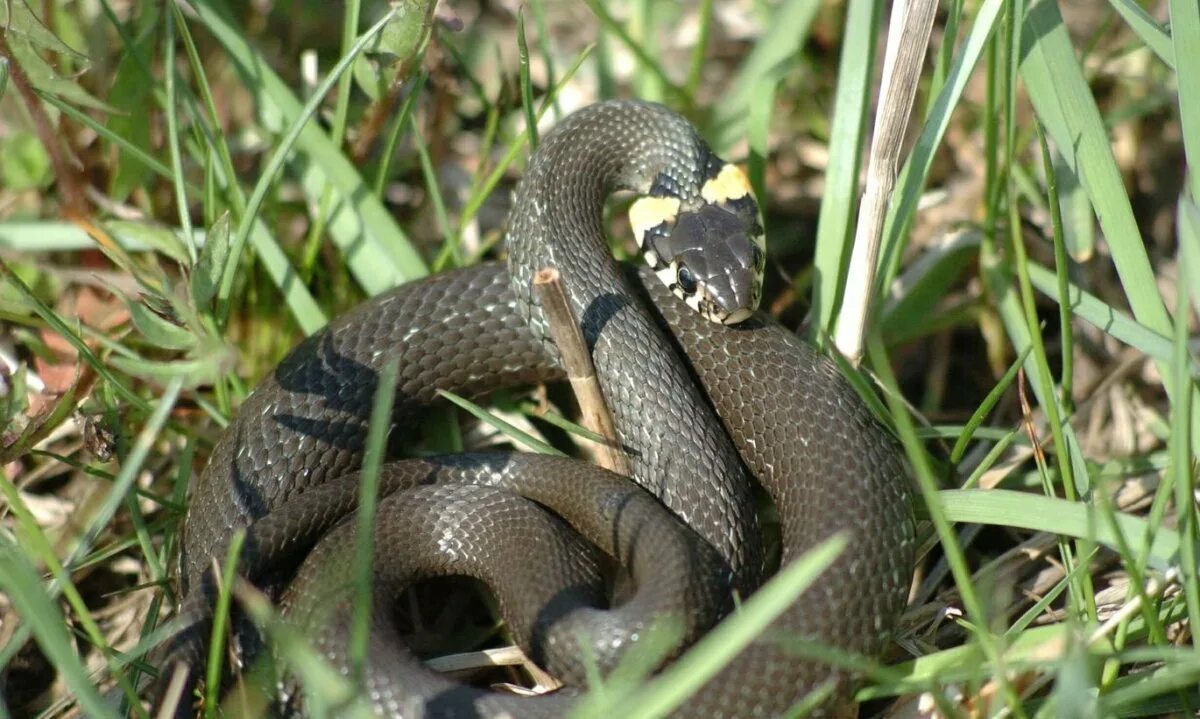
(170, 101), (915, 717)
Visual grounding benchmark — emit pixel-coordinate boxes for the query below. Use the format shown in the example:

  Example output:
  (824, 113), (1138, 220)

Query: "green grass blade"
(0, 259), (153, 414)
(581, 0), (681, 104)
(457, 44), (591, 238)
(1036, 124), (1076, 407)
(1019, 0), (1172, 341)
(810, 0), (879, 340)
(67, 377), (183, 568)
(857, 623), (1069, 700)
(1047, 137), (1097, 262)
(980, 237), (1092, 503)
(1169, 200), (1199, 645)
(1106, 662), (1200, 714)
(866, 330), (1020, 712)
(517, 9), (539, 151)
(710, 0), (820, 151)
(0, 538), (116, 719)
(162, 6), (195, 265)
(204, 529), (246, 718)
(0, 376), (180, 716)
(1108, 0), (1175, 68)
(745, 78), (774, 213)
(234, 581), (375, 718)
(950, 345), (1032, 465)
(1170, 0), (1200, 205)
(1181, 198), (1200, 320)
(0, 446), (150, 715)
(350, 359), (399, 678)
(515, 398), (609, 444)
(526, 0), (562, 119)
(881, 231), (979, 343)
(436, 389), (564, 456)
(1026, 263), (1197, 377)
(939, 489), (1184, 570)
(32, 93), (182, 187)
(412, 115), (456, 269)
(372, 71), (426, 198)
(1005, 167), (1083, 505)
(0, 220), (204, 252)
(683, 0), (714, 103)
(608, 534), (848, 719)
(216, 7), (403, 329)
(331, 0), (362, 149)
(191, 0), (427, 296)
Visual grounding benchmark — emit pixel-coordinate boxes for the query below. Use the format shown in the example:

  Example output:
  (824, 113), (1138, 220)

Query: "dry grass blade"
(834, 0), (939, 363)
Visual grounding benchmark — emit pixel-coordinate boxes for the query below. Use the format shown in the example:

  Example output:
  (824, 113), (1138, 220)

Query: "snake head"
(630, 164), (766, 325)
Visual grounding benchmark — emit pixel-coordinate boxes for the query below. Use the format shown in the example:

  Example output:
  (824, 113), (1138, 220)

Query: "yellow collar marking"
(628, 196), (682, 247)
(700, 164), (752, 204)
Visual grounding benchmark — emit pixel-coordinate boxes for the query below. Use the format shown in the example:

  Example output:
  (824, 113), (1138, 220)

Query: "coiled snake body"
(168, 101), (915, 717)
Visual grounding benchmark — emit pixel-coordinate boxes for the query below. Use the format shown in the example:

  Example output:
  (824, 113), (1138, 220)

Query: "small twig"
(426, 645), (561, 691)
(833, 0), (938, 363)
(426, 645), (526, 671)
(532, 268), (631, 476)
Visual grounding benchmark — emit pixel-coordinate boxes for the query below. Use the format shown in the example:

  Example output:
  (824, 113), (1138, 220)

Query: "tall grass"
(0, 0), (1196, 716)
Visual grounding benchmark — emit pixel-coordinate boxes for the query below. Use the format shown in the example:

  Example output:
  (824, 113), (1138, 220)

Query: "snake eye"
(677, 266), (698, 294)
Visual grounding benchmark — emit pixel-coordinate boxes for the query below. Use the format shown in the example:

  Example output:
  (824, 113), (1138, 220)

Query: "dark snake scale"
(164, 101), (915, 718)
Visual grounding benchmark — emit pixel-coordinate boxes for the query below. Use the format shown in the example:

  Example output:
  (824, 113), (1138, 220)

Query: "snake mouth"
(720, 307), (754, 325)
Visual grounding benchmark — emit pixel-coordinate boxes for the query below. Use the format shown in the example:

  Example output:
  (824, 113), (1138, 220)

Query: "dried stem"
(832, 0), (937, 363)
(532, 267), (631, 476)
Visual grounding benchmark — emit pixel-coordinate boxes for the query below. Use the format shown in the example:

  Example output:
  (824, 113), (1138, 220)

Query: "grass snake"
(163, 100), (915, 718)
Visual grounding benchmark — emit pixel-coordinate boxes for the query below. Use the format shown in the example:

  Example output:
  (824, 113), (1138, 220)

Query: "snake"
(159, 100), (915, 718)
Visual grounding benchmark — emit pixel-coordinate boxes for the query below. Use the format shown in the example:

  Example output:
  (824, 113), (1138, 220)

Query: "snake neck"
(502, 100), (763, 586)
(505, 100), (717, 347)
